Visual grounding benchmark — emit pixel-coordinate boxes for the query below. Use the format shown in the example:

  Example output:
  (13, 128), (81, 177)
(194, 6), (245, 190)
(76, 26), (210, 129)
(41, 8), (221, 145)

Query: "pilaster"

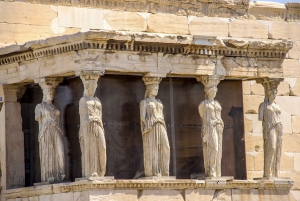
(0, 84), (26, 200)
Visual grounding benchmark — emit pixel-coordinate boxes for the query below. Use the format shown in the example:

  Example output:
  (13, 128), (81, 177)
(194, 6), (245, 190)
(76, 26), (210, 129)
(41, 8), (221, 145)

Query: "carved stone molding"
(4, 179), (294, 199)
(286, 3), (300, 21)
(0, 31), (293, 67)
(35, 77), (63, 89)
(248, 1), (286, 20)
(0, 84), (27, 102)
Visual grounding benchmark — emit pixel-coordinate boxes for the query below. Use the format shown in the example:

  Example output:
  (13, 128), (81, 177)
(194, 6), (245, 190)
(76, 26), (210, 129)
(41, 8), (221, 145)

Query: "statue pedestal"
(75, 176), (114, 181)
(138, 176), (176, 180)
(254, 177), (293, 185)
(204, 176), (234, 189)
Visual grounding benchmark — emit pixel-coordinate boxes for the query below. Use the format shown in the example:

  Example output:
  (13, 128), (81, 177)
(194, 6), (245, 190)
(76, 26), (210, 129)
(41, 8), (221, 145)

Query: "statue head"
(83, 80), (97, 97)
(144, 84), (159, 98)
(205, 86), (218, 100)
(142, 77), (162, 99)
(38, 78), (62, 103)
(42, 88), (55, 102)
(267, 88), (277, 102)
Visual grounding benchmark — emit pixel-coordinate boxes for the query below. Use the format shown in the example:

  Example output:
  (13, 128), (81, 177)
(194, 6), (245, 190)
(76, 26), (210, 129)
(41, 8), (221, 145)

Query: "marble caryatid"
(198, 75), (224, 178)
(140, 77), (170, 177)
(35, 77), (65, 182)
(79, 70), (106, 177)
(258, 79), (283, 178)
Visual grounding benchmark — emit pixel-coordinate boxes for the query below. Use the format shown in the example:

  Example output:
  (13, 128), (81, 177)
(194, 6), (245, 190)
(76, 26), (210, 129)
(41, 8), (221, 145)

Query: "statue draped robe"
(79, 96), (106, 177)
(140, 98), (170, 177)
(35, 102), (65, 182)
(199, 99), (224, 177)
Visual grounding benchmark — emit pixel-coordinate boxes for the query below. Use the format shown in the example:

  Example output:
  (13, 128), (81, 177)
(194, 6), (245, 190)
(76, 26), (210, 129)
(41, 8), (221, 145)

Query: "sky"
(250, 0), (299, 3)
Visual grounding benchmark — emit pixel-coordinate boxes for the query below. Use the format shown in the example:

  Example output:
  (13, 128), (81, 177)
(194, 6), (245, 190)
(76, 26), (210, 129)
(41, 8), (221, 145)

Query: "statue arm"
(79, 98), (85, 138)
(198, 102), (204, 119)
(35, 104), (41, 121)
(258, 102), (264, 121)
(140, 100), (147, 133)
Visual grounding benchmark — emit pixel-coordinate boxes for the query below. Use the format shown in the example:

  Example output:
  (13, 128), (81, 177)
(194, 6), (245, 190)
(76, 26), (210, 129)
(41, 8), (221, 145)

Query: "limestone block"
(38, 52), (81, 77)
(139, 190), (184, 201)
(104, 11), (147, 32)
(282, 59), (300, 78)
(221, 57), (257, 77)
(245, 134), (263, 152)
(19, 60), (39, 82)
(282, 134), (300, 152)
(189, 17), (228, 37)
(212, 189), (232, 201)
(280, 171), (300, 189)
(292, 115), (300, 133)
(276, 96), (300, 116)
(247, 170), (263, 180)
(229, 20), (268, 39)
(243, 81), (251, 95)
(281, 113), (292, 134)
(245, 114), (262, 133)
(0, 23), (57, 46)
(0, 23), (19, 47)
(290, 79), (300, 96)
(28, 197), (38, 201)
(73, 192), (80, 201)
(277, 81), (290, 96)
(250, 83), (264, 95)
(291, 190), (300, 201)
(39, 195), (51, 201)
(0, 63), (21, 84)
(243, 95), (264, 114)
(157, 54), (215, 75)
(281, 153), (294, 171)
(244, 114), (253, 133)
(258, 189), (290, 201)
(269, 21), (300, 40)
(52, 193), (73, 201)
(0, 2), (56, 26)
(57, 6), (108, 30)
(147, 14), (188, 35)
(89, 190), (137, 201)
(21, 198), (29, 201)
(287, 41), (300, 59)
(232, 189), (259, 201)
(294, 153), (300, 172)
(246, 154), (255, 171)
(185, 189), (214, 201)
(254, 151), (264, 171)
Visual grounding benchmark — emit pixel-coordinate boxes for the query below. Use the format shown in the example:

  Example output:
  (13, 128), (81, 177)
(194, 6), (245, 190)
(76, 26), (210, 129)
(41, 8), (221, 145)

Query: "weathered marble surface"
(257, 78), (283, 178)
(35, 78), (65, 183)
(140, 76), (170, 177)
(198, 75), (224, 178)
(78, 70), (106, 177)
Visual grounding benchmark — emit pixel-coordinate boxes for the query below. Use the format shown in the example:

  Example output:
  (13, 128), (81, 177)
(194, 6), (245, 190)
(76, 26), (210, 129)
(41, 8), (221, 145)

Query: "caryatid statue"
(79, 70), (106, 177)
(258, 78), (283, 178)
(198, 75), (224, 178)
(140, 77), (170, 177)
(35, 77), (65, 182)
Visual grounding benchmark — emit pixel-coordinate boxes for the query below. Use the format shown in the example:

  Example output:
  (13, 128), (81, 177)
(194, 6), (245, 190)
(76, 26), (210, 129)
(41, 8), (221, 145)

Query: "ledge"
(4, 179), (293, 200)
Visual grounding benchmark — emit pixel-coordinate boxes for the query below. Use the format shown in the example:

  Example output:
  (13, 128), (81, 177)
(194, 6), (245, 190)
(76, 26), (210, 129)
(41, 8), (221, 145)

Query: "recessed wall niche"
(21, 75), (245, 186)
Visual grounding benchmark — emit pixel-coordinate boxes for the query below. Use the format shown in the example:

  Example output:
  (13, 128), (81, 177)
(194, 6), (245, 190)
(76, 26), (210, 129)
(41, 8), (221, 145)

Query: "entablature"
(0, 31), (293, 84)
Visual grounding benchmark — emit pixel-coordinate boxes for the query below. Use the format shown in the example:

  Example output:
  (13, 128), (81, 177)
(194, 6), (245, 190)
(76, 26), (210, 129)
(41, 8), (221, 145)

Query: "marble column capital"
(34, 77), (63, 90)
(196, 75), (224, 88)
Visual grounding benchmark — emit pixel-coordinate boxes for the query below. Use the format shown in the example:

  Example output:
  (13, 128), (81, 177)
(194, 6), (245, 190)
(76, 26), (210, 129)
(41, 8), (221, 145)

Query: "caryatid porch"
(0, 31), (294, 201)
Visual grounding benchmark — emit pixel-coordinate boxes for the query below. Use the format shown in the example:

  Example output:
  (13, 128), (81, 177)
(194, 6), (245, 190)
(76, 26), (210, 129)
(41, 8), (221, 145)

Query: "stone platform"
(4, 179), (293, 201)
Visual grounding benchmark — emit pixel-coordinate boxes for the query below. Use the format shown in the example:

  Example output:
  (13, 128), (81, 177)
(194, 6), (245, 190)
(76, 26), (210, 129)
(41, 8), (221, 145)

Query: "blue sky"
(250, 0), (299, 3)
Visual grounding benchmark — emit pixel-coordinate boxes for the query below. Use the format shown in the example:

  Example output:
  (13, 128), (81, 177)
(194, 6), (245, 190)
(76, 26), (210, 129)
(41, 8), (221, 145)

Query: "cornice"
(0, 31), (293, 67)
